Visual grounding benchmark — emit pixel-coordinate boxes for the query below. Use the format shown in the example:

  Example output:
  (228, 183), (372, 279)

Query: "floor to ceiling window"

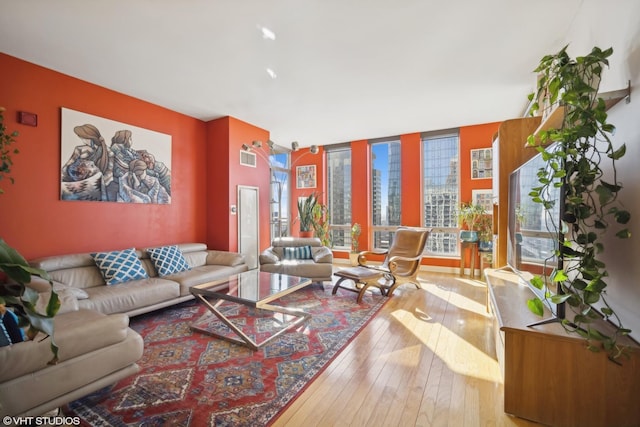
(371, 138), (401, 250)
(326, 146), (352, 250)
(269, 149), (290, 240)
(422, 131), (459, 256)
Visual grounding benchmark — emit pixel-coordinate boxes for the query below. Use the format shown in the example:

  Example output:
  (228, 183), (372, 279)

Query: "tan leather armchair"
(259, 237), (333, 282)
(333, 227), (430, 302)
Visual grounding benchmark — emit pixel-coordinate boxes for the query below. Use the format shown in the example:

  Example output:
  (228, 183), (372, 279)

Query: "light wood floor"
(272, 270), (542, 427)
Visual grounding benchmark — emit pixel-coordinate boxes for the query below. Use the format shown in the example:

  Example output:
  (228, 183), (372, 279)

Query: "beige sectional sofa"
(31, 243), (248, 317)
(0, 242), (247, 417)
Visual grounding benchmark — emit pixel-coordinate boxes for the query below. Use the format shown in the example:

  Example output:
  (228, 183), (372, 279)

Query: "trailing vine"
(526, 46), (631, 361)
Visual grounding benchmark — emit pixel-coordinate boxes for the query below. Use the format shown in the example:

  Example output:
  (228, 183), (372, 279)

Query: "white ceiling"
(1, 1), (638, 147)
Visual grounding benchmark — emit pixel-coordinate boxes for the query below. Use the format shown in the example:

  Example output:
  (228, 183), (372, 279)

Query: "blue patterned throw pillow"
(283, 245), (313, 260)
(0, 309), (25, 347)
(147, 245), (191, 277)
(91, 248), (149, 285)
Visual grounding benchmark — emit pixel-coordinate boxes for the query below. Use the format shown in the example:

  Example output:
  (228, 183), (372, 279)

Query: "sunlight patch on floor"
(389, 308), (501, 383)
(423, 282), (488, 317)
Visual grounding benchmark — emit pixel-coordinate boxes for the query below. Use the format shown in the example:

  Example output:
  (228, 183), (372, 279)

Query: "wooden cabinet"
(490, 85), (630, 268)
(486, 269), (640, 427)
(491, 117), (541, 268)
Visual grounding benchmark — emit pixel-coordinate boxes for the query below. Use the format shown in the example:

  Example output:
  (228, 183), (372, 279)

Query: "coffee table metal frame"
(190, 270), (313, 350)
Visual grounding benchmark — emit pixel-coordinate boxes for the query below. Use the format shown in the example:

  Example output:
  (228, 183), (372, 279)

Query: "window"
(326, 147), (352, 250)
(269, 150), (290, 239)
(422, 132), (459, 256)
(371, 139), (401, 250)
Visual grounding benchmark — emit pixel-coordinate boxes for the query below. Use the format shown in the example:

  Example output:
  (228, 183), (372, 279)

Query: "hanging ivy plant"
(526, 46), (631, 361)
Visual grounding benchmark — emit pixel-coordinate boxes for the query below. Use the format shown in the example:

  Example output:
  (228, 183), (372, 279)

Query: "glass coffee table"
(190, 270), (313, 350)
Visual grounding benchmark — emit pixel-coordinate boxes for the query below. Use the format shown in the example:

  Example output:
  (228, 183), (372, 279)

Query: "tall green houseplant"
(296, 192), (318, 235)
(527, 46), (631, 360)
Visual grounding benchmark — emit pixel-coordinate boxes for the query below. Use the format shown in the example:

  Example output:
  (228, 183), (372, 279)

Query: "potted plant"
(1, 240), (60, 360)
(476, 214), (493, 252)
(526, 45), (631, 360)
(457, 202), (486, 242)
(296, 192), (318, 237)
(312, 201), (332, 247)
(349, 223), (361, 266)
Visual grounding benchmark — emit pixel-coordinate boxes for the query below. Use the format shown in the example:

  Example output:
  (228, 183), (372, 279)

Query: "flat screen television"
(507, 142), (565, 319)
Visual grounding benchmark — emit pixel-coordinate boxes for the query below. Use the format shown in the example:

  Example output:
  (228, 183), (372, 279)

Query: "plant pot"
(479, 240), (493, 252)
(299, 230), (313, 238)
(349, 253), (359, 266)
(459, 230), (478, 243)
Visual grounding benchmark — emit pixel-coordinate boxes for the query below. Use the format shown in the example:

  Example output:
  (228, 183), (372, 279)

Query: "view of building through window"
(326, 148), (352, 250)
(270, 152), (290, 239)
(422, 133), (459, 256)
(371, 139), (401, 249)
(323, 133), (460, 257)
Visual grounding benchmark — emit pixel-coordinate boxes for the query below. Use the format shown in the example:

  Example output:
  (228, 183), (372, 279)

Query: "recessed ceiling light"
(259, 26), (276, 40)
(266, 68), (277, 79)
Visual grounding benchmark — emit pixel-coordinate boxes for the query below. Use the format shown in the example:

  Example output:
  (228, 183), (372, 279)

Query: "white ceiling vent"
(240, 151), (257, 167)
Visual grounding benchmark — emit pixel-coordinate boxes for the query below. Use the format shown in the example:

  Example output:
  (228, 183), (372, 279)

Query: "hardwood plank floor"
(272, 270), (542, 427)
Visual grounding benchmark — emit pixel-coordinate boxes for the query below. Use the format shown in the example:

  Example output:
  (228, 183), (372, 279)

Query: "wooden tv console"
(485, 268), (640, 427)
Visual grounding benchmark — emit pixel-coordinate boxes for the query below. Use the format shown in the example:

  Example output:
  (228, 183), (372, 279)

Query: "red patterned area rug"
(64, 282), (386, 426)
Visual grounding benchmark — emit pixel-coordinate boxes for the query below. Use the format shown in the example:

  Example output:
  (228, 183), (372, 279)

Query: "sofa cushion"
(312, 246), (334, 263)
(167, 264), (249, 296)
(0, 309), (134, 383)
(91, 248), (149, 285)
(283, 245), (313, 260)
(78, 278), (180, 315)
(147, 245), (191, 276)
(260, 260), (333, 280)
(206, 250), (246, 267)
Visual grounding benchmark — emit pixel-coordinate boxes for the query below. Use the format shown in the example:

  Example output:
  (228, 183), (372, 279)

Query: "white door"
(238, 185), (259, 269)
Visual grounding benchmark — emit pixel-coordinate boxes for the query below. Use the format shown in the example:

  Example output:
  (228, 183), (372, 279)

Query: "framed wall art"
(296, 165), (316, 189)
(472, 189), (493, 212)
(471, 148), (493, 179)
(60, 108), (172, 204)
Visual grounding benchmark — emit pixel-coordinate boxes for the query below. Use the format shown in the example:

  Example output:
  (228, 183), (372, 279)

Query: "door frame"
(237, 185), (260, 269)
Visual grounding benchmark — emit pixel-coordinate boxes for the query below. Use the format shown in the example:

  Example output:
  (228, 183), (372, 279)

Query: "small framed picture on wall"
(471, 148), (493, 179)
(296, 165), (316, 189)
(472, 189), (493, 212)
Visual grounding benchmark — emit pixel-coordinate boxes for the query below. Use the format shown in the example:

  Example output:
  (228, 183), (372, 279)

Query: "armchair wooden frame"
(333, 227), (430, 302)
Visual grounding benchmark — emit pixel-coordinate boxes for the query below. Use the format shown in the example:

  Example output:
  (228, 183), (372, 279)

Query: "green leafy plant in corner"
(0, 106), (20, 194)
(312, 201), (332, 247)
(296, 192), (318, 233)
(457, 202), (486, 231)
(526, 45), (631, 361)
(0, 239), (60, 363)
(476, 214), (493, 244)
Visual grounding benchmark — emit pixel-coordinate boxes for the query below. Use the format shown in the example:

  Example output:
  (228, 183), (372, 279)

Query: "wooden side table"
(459, 241), (478, 279)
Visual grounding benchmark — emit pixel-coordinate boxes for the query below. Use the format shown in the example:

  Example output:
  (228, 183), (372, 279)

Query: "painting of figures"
(60, 108), (172, 204)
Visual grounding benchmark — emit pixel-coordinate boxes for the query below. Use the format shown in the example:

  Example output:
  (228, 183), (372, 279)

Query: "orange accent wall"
(0, 53), (208, 259)
(351, 140), (370, 253)
(1, 52), (504, 270)
(290, 147), (325, 237)
(400, 133), (422, 226)
(459, 122), (501, 202)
